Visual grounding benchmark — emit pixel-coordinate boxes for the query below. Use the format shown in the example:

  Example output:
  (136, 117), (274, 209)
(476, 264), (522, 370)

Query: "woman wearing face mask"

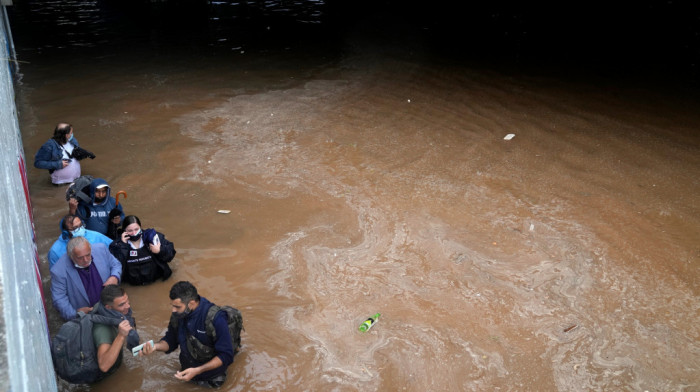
(33, 123), (82, 185)
(108, 215), (176, 285)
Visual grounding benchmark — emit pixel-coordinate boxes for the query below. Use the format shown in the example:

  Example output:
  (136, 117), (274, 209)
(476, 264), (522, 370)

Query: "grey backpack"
(50, 311), (119, 384)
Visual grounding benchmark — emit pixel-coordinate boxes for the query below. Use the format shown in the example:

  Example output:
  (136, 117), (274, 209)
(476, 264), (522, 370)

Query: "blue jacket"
(48, 222), (113, 267)
(34, 137), (80, 172)
(162, 297), (234, 381)
(76, 178), (124, 236)
(50, 242), (122, 321)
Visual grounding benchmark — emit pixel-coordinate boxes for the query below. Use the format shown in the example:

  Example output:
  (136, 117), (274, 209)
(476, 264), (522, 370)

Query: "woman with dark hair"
(33, 123), (82, 185)
(109, 215), (176, 285)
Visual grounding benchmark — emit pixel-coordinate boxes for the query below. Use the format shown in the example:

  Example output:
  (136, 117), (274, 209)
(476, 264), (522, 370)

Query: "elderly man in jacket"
(50, 236), (122, 320)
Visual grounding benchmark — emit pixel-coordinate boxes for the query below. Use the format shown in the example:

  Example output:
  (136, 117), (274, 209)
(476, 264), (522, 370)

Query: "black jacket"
(108, 229), (175, 285)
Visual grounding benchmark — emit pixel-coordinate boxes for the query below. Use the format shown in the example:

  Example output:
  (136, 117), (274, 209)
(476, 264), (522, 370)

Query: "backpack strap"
(204, 305), (221, 342)
(172, 305), (220, 363)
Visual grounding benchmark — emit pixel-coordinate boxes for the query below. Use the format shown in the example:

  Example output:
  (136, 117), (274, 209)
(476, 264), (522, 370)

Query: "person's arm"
(34, 141), (62, 170)
(175, 357), (223, 382)
(71, 202), (88, 220)
(92, 243), (121, 286)
(50, 269), (78, 320)
(141, 320), (177, 356)
(142, 339), (170, 355)
(211, 312), (234, 366)
(67, 198), (78, 215)
(108, 239), (127, 260)
(151, 232), (176, 263)
(48, 248), (59, 268)
(101, 245), (122, 283)
(96, 320), (131, 372)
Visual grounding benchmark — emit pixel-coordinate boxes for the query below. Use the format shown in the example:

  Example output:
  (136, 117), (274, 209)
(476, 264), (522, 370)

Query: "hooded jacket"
(76, 178), (124, 236)
(48, 218), (113, 267)
(34, 137), (80, 172)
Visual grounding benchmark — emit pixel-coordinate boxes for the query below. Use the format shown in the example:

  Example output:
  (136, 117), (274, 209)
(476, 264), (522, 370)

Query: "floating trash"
(359, 313), (381, 332)
(504, 134), (515, 140)
(217, 210), (231, 214)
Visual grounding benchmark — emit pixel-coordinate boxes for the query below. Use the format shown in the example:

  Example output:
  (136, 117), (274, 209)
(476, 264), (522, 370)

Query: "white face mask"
(73, 257), (92, 269)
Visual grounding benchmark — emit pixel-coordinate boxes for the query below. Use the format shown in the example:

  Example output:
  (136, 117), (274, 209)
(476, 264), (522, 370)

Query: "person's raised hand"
(117, 320), (132, 337)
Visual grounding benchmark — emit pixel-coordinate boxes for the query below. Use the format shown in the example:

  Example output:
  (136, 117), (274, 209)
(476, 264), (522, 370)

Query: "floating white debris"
(504, 134), (515, 140)
(529, 223), (534, 231)
(407, 99), (411, 103)
(217, 210), (231, 214)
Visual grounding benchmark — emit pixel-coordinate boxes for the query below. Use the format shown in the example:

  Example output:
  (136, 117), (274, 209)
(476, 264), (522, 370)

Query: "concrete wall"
(0, 6), (57, 392)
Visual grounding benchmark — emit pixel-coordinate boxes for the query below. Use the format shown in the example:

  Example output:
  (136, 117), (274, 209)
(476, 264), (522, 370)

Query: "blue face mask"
(67, 133), (74, 143)
(70, 226), (86, 238)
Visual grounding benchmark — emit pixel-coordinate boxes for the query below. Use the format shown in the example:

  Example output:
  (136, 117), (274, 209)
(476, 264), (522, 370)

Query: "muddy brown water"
(14, 14), (700, 392)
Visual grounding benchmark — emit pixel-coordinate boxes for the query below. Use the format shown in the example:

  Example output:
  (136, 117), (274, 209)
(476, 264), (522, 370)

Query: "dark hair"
(101, 285), (126, 306)
(121, 215), (142, 231)
(51, 123), (73, 144)
(61, 214), (79, 231)
(169, 281), (200, 304)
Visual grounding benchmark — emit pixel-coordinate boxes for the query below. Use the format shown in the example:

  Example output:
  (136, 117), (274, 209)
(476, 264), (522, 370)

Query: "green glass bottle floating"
(358, 313), (381, 332)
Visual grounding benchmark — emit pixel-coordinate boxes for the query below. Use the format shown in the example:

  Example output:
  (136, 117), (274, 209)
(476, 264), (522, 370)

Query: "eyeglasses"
(69, 221), (85, 232)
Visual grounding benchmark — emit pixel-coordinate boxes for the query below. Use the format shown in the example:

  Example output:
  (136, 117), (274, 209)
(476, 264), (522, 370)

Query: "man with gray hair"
(50, 236), (122, 320)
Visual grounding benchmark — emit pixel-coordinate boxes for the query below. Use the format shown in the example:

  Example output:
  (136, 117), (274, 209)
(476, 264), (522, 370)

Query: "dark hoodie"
(77, 178), (124, 236)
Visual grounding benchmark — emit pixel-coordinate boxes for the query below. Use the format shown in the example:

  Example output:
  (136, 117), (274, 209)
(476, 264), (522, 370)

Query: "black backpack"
(50, 311), (120, 384)
(65, 175), (94, 204)
(171, 304), (243, 363)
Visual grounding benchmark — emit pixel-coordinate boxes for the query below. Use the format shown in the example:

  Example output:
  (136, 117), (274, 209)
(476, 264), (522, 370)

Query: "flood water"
(8, 1), (700, 391)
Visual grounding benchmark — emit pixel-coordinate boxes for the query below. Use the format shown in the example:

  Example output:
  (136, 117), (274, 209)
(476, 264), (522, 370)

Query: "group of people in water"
(36, 122), (176, 288)
(34, 123), (237, 387)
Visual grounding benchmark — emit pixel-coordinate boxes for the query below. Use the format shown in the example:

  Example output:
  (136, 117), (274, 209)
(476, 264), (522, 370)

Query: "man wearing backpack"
(50, 285), (140, 384)
(142, 281), (238, 388)
(93, 285), (140, 377)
